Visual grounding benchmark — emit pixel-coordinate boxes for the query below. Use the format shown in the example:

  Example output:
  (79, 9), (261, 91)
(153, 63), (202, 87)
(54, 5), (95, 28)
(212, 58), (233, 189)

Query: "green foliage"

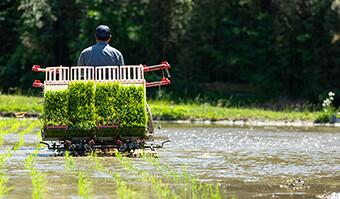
(315, 92), (339, 123)
(43, 82), (147, 137)
(44, 89), (69, 124)
(115, 85), (147, 128)
(69, 81), (96, 130)
(2, 0), (340, 104)
(95, 82), (120, 120)
(95, 82), (147, 136)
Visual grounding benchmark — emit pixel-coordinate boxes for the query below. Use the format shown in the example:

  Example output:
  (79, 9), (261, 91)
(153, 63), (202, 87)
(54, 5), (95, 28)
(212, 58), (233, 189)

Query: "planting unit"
(32, 63), (171, 155)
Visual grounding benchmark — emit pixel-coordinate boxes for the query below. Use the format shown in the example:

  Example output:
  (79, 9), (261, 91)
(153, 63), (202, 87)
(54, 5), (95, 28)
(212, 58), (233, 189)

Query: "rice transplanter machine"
(32, 62), (171, 156)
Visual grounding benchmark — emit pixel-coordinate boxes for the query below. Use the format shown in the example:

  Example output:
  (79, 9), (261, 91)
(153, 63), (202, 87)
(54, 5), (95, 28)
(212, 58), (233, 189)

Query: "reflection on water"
(157, 125), (340, 198)
(1, 124), (339, 198)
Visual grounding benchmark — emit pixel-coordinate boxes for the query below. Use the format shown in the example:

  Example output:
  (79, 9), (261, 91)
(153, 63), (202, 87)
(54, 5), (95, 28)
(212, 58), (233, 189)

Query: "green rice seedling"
(78, 172), (92, 198)
(0, 121), (43, 198)
(0, 172), (11, 197)
(44, 89), (69, 125)
(0, 148), (13, 169)
(16, 120), (41, 137)
(0, 148), (14, 198)
(0, 119), (15, 131)
(0, 119), (23, 135)
(95, 82), (147, 137)
(24, 152), (48, 199)
(69, 81), (96, 131)
(64, 151), (92, 199)
(141, 153), (222, 199)
(13, 136), (24, 151)
(115, 152), (177, 199)
(90, 153), (135, 199)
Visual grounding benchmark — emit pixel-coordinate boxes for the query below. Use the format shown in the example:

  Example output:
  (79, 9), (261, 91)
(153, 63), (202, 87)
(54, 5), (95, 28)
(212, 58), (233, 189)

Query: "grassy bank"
(148, 99), (317, 121)
(0, 94), (318, 121)
(0, 94), (43, 113)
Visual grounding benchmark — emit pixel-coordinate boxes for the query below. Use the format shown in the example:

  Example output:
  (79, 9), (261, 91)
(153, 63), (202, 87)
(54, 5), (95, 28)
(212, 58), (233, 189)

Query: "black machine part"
(40, 138), (170, 155)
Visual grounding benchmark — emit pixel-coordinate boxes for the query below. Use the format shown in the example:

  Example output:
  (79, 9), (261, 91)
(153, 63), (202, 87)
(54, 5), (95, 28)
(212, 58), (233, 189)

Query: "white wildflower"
(328, 91), (335, 97)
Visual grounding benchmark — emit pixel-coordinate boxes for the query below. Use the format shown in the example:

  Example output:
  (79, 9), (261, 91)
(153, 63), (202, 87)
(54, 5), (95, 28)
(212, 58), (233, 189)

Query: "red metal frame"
(33, 80), (44, 88)
(32, 65), (61, 73)
(146, 78), (171, 87)
(32, 65), (47, 72)
(143, 62), (170, 72)
(46, 117), (69, 132)
(96, 117), (120, 132)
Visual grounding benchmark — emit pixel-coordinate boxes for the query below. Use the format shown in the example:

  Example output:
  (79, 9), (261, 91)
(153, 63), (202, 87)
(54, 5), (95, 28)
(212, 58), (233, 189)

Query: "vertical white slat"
(133, 68), (138, 79)
(46, 69), (48, 82)
(60, 68), (63, 82)
(54, 68), (56, 82)
(84, 68), (88, 80)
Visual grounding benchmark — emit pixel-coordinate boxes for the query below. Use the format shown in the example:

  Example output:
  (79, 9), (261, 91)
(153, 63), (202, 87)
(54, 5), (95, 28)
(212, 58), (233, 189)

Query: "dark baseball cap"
(95, 25), (111, 37)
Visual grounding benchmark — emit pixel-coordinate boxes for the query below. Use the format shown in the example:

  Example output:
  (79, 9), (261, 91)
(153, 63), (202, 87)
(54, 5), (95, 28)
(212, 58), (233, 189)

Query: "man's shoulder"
(105, 45), (122, 55)
(81, 46), (93, 54)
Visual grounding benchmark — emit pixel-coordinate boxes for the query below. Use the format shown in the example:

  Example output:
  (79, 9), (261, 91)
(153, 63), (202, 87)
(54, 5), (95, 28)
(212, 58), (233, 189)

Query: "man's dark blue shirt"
(77, 41), (124, 66)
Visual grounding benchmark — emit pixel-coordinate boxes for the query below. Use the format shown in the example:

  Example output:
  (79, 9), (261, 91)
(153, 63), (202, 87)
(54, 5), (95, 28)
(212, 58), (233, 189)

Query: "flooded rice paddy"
(0, 119), (340, 198)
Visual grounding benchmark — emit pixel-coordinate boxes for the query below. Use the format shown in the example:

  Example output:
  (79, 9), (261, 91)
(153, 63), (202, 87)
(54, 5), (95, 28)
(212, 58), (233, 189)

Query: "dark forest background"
(1, 0), (340, 106)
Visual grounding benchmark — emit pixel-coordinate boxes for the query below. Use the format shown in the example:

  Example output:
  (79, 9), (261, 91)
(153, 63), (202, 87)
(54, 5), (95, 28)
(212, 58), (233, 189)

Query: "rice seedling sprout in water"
(141, 152), (223, 199)
(115, 152), (177, 199)
(24, 150), (48, 199)
(90, 152), (135, 199)
(64, 151), (92, 199)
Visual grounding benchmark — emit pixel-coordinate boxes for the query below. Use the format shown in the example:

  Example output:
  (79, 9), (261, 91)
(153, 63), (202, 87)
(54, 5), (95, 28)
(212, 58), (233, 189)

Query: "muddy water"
(1, 123), (340, 198)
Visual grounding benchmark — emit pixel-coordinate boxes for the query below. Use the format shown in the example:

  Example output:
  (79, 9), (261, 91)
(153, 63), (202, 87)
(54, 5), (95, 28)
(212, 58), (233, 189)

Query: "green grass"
(0, 94), (43, 113)
(0, 94), (319, 121)
(149, 99), (317, 121)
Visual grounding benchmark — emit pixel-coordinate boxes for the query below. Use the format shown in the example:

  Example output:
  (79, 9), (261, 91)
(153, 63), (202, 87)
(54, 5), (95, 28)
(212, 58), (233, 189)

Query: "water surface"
(1, 123), (340, 198)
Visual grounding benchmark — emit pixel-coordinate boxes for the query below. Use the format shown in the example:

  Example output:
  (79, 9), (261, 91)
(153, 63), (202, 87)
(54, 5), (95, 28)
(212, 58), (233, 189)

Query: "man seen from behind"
(77, 25), (124, 67)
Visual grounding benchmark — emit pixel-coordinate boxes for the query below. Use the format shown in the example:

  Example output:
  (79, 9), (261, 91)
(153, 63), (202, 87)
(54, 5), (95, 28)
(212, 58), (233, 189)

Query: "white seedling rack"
(32, 62), (171, 92)
(41, 65), (144, 93)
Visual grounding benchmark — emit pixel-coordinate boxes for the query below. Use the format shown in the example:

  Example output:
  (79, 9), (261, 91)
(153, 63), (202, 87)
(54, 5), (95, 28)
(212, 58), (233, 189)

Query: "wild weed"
(315, 91), (339, 123)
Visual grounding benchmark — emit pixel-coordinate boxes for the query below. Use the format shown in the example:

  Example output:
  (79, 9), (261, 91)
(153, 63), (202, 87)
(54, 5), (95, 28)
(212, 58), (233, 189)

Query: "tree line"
(1, 0), (340, 105)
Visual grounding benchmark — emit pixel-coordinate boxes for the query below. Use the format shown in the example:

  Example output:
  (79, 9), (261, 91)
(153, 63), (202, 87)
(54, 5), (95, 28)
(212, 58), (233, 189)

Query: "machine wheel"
(146, 103), (154, 134)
